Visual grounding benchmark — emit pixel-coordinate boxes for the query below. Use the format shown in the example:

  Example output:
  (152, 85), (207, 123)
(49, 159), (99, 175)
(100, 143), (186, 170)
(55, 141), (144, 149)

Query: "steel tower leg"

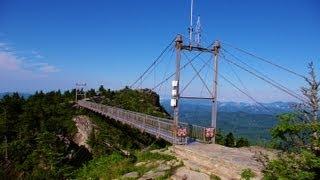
(173, 35), (183, 144)
(211, 41), (220, 143)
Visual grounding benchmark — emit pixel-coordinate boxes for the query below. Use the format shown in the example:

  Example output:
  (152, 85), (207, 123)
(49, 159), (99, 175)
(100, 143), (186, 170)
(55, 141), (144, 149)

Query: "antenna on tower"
(188, 0), (202, 46)
(188, 0), (194, 45)
(195, 16), (201, 46)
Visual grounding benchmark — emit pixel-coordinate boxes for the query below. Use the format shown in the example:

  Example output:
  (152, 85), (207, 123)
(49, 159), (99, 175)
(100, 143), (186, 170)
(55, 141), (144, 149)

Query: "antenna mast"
(171, 0), (220, 144)
(189, 0), (202, 47)
(189, 0), (194, 45)
(195, 16), (201, 46)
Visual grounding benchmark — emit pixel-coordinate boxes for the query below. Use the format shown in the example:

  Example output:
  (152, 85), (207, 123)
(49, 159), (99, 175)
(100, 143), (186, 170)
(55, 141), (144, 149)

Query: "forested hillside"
(0, 91), (87, 178)
(0, 86), (250, 179)
(162, 101), (277, 143)
(0, 87), (169, 179)
(1, 68), (318, 179)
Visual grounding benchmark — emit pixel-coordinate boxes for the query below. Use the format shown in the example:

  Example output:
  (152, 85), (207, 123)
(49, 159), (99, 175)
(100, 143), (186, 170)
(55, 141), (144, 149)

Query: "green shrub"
(135, 151), (174, 162)
(236, 137), (250, 147)
(76, 152), (131, 179)
(225, 133), (236, 147)
(76, 150), (177, 179)
(210, 174), (221, 180)
(263, 150), (320, 180)
(240, 168), (255, 180)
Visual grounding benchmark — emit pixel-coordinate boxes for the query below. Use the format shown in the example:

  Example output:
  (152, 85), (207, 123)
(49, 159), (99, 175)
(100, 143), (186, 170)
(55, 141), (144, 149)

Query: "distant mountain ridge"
(0, 92), (32, 99)
(160, 99), (296, 143)
(161, 99), (297, 115)
(218, 101), (297, 114)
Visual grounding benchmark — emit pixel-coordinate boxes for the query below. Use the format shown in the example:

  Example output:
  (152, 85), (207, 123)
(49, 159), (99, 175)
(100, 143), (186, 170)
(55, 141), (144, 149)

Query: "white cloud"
(0, 43), (11, 52)
(38, 63), (60, 73)
(0, 43), (6, 48)
(31, 50), (44, 59)
(0, 43), (60, 75)
(0, 52), (21, 70)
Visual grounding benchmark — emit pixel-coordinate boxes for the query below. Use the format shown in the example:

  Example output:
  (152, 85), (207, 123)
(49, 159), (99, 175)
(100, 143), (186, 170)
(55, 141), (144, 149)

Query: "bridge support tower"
(171, 34), (220, 144)
(75, 83), (87, 102)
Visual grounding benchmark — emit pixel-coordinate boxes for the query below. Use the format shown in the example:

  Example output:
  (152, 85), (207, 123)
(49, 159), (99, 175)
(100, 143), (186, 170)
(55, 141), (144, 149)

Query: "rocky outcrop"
(73, 115), (97, 151)
(122, 172), (139, 179)
(170, 142), (277, 180)
(120, 150), (182, 180)
(171, 167), (211, 180)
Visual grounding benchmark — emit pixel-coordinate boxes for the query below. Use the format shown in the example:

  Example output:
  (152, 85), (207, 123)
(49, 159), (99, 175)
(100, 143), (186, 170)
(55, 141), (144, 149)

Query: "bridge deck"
(77, 100), (210, 144)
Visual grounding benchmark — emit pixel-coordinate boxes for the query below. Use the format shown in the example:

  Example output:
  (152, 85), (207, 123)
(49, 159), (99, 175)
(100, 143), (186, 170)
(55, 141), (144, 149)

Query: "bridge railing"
(77, 100), (212, 144)
(78, 100), (178, 143)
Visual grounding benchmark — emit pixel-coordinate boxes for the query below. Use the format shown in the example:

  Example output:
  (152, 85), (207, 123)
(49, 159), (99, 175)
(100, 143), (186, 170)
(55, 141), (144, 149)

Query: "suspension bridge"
(77, 34), (306, 144)
(77, 0), (307, 145)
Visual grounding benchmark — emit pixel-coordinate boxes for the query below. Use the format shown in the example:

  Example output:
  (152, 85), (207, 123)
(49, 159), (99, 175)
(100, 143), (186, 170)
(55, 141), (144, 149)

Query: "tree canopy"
(264, 63), (320, 179)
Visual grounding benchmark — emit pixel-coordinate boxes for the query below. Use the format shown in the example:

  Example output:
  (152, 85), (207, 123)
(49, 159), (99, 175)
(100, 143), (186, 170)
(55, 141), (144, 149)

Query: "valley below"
(161, 99), (294, 143)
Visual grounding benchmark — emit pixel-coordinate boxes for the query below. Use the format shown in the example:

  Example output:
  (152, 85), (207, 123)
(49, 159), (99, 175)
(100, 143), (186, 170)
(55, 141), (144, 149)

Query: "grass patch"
(135, 151), (174, 162)
(76, 150), (178, 179)
(210, 174), (221, 180)
(241, 168), (255, 180)
(76, 152), (134, 179)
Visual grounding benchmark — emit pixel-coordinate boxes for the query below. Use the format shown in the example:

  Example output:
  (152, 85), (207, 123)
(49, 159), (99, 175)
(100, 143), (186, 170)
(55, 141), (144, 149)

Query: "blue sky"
(0, 0), (319, 102)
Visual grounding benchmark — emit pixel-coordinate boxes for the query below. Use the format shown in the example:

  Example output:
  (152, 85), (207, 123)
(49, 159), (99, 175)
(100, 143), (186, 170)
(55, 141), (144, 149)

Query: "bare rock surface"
(135, 161), (147, 167)
(171, 167), (211, 180)
(170, 142), (276, 180)
(138, 170), (166, 180)
(156, 164), (171, 171)
(73, 115), (96, 151)
(122, 172), (139, 179)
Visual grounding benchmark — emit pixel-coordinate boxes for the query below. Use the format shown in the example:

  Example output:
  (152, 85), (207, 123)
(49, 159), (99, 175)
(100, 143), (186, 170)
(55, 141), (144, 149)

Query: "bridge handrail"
(78, 100), (188, 126)
(78, 100), (175, 127)
(77, 100), (210, 143)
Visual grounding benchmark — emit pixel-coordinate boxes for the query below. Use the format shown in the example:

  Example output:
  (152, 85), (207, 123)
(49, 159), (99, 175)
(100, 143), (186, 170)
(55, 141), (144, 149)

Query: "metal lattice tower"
(195, 16), (201, 46)
(171, 35), (220, 143)
(75, 83), (87, 102)
(188, 0), (194, 45)
(170, 0), (221, 143)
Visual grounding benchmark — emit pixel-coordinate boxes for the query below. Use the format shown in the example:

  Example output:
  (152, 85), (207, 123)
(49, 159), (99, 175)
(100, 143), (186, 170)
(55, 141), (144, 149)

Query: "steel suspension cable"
(140, 46), (174, 88)
(210, 58), (272, 112)
(219, 58), (265, 113)
(220, 55), (307, 103)
(221, 48), (306, 101)
(220, 53), (249, 92)
(158, 47), (175, 94)
(196, 57), (212, 122)
(221, 41), (307, 79)
(195, 55), (271, 112)
(151, 42), (215, 91)
(182, 52), (213, 97)
(130, 38), (176, 88)
(180, 55), (212, 95)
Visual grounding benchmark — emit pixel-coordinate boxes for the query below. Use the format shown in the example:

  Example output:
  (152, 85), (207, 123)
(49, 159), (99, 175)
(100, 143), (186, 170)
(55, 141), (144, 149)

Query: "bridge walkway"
(77, 100), (212, 144)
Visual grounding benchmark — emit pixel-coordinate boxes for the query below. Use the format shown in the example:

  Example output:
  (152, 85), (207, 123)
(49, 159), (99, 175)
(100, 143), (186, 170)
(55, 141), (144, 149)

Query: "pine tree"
(225, 133), (235, 147)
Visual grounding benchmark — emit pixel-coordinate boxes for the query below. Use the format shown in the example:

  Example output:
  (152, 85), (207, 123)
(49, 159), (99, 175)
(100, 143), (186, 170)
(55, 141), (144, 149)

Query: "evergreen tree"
(215, 129), (225, 145)
(236, 137), (250, 147)
(225, 133), (235, 147)
(98, 85), (107, 95)
(0, 93), (24, 141)
(264, 63), (320, 179)
(87, 88), (96, 98)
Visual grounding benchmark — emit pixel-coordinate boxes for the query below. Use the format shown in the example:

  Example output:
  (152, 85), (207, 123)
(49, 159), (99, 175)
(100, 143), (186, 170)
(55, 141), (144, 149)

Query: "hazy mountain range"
(0, 92), (32, 99)
(0, 92), (294, 143)
(161, 99), (296, 143)
(161, 99), (297, 115)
